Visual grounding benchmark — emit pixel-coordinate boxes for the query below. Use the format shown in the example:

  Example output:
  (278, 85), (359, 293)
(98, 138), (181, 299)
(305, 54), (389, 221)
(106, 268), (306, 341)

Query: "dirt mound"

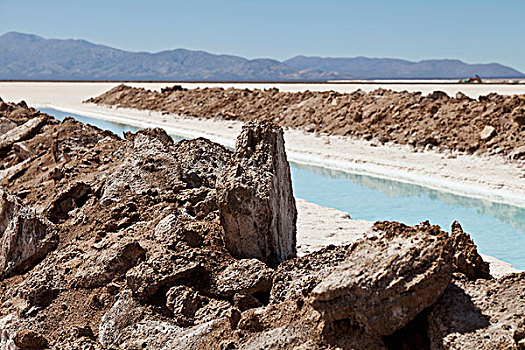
(0, 99), (522, 349)
(86, 84), (525, 158)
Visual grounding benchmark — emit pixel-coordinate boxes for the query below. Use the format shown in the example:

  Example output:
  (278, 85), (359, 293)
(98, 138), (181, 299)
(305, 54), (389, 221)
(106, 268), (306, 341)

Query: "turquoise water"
(41, 108), (525, 269)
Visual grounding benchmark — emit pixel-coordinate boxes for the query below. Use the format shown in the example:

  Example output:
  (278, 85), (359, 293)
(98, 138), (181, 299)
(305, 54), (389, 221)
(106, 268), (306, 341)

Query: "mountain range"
(1, 32), (523, 81)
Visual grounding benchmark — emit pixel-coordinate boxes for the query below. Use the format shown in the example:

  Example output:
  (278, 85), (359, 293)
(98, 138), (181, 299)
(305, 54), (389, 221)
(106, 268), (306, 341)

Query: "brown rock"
(98, 290), (144, 347)
(194, 299), (235, 325)
(45, 181), (92, 223)
(13, 330), (49, 349)
(450, 221), (491, 280)
(125, 251), (207, 302)
(72, 237), (145, 288)
(173, 138), (231, 188)
(309, 221), (453, 336)
(0, 115), (47, 150)
(270, 245), (351, 304)
(515, 320), (525, 349)
(216, 121), (297, 267)
(0, 118), (16, 134)
(215, 258), (273, 297)
(166, 285), (201, 326)
(479, 125), (496, 141)
(0, 189), (58, 279)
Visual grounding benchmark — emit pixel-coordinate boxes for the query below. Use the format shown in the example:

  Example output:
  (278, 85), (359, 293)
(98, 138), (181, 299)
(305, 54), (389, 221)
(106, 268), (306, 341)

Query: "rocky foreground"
(87, 84), (525, 159)
(0, 98), (524, 349)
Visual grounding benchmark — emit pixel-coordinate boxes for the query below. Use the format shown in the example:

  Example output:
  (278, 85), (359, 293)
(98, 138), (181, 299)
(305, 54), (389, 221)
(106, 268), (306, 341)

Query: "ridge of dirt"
(86, 84), (525, 159)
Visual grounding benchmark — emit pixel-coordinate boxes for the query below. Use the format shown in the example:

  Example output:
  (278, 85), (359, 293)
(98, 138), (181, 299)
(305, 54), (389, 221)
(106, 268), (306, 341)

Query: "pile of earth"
(0, 97), (524, 349)
(86, 84), (525, 159)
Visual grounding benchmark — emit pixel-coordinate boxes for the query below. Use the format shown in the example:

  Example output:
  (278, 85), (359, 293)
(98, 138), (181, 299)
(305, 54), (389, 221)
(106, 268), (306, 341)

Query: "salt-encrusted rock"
(0, 116), (47, 150)
(450, 221), (491, 280)
(194, 299), (237, 326)
(0, 118), (16, 134)
(100, 128), (181, 205)
(216, 121), (297, 267)
(173, 138), (231, 188)
(166, 286), (202, 326)
(515, 320), (525, 349)
(125, 251), (207, 302)
(479, 125), (496, 141)
(215, 258), (273, 297)
(99, 290), (143, 347)
(427, 272), (525, 349)
(270, 245), (351, 304)
(0, 189), (58, 280)
(45, 181), (92, 223)
(309, 221), (453, 336)
(72, 237), (145, 288)
(0, 314), (23, 349)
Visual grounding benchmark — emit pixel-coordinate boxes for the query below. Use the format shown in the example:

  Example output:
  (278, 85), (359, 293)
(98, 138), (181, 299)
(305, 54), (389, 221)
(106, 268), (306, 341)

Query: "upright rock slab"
(450, 221), (491, 280)
(216, 121), (297, 267)
(0, 189), (58, 279)
(309, 221), (453, 336)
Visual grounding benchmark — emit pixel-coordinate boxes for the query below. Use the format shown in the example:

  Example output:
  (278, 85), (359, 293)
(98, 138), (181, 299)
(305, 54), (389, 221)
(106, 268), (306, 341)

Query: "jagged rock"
(270, 245), (351, 304)
(125, 251), (207, 302)
(178, 187), (218, 219)
(166, 286), (202, 326)
(194, 299), (236, 325)
(427, 272), (525, 349)
(309, 221), (453, 336)
(479, 125), (496, 141)
(0, 116), (47, 150)
(216, 121), (297, 267)
(53, 337), (103, 350)
(450, 221), (491, 280)
(12, 141), (33, 160)
(0, 118), (16, 134)
(13, 330), (49, 350)
(98, 290), (143, 347)
(154, 215), (205, 248)
(215, 258), (274, 297)
(512, 108), (525, 126)
(101, 128), (181, 206)
(99, 290), (230, 349)
(0, 314), (23, 349)
(45, 181), (91, 223)
(0, 98), (7, 111)
(0, 189), (58, 279)
(72, 237), (145, 288)
(173, 138), (231, 188)
(115, 318), (227, 350)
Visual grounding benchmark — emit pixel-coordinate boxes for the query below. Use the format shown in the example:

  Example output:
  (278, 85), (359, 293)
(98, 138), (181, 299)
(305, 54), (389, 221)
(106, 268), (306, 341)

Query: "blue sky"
(1, 0), (524, 72)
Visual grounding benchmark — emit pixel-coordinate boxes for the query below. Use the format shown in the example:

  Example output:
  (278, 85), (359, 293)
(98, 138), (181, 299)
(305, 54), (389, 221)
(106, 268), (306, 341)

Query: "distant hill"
(284, 56), (525, 80)
(1, 32), (523, 81)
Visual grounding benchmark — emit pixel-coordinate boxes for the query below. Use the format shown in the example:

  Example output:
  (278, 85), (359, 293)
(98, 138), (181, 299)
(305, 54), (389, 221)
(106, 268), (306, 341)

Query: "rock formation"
(310, 221), (453, 336)
(450, 221), (491, 280)
(217, 121), (297, 267)
(0, 98), (519, 349)
(0, 190), (58, 279)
